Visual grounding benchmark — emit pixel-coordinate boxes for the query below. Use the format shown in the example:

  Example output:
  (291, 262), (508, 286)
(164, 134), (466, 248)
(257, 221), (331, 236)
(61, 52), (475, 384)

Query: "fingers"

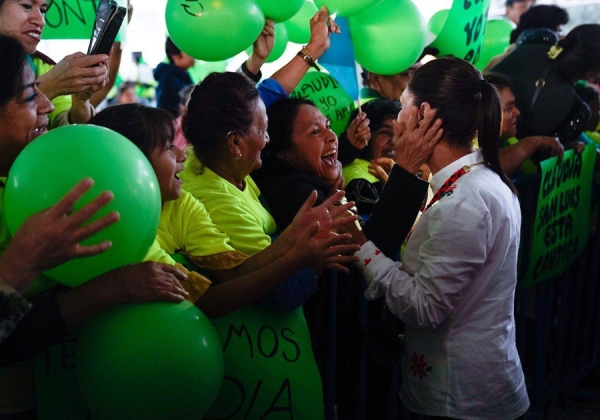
(51, 178), (95, 216)
(74, 240), (113, 257)
(329, 200), (355, 218)
(161, 264), (188, 282)
(321, 189), (345, 209)
(73, 53), (110, 68)
(298, 190), (319, 214)
(331, 213), (357, 230)
(73, 211), (119, 242)
(326, 262), (350, 273)
(68, 190), (114, 224)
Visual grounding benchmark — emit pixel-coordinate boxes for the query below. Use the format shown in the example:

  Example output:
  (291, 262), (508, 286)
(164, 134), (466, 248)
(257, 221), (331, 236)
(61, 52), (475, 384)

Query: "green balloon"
(429, 9), (449, 36)
(475, 19), (514, 71)
(349, 0), (427, 75)
(285, 0), (318, 44)
(4, 125), (160, 287)
(314, 0), (383, 17)
(165, 0), (265, 61)
(267, 23), (289, 63)
(76, 301), (224, 419)
(291, 71), (355, 136)
(205, 305), (323, 419)
(256, 0), (303, 23)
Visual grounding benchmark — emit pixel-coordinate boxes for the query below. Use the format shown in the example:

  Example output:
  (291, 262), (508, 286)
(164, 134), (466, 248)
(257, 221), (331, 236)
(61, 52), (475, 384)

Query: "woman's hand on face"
(305, 6), (340, 60)
(0, 178), (118, 288)
(292, 222), (359, 274)
(36, 52), (109, 100)
(394, 103), (443, 175)
(95, 261), (189, 304)
(346, 112), (371, 150)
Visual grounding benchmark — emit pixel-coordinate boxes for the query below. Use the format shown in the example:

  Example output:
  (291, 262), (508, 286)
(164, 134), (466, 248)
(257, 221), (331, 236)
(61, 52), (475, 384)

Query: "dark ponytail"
(408, 57), (516, 194)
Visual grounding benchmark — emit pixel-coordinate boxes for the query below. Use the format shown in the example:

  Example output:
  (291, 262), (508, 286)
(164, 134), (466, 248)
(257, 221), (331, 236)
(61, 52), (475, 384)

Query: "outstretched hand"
(0, 178), (118, 292)
(394, 103), (443, 174)
(287, 190), (357, 243)
(293, 222), (359, 274)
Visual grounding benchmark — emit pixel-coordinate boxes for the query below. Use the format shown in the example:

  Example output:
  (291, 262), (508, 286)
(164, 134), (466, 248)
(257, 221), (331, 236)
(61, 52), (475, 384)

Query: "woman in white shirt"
(346, 57), (529, 419)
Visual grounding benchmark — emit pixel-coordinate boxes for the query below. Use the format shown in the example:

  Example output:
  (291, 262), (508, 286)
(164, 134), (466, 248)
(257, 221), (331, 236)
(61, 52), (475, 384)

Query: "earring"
(235, 153), (242, 161)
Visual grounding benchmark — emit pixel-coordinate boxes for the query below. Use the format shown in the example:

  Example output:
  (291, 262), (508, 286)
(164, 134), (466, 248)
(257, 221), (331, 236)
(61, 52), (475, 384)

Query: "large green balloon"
(291, 71), (355, 136)
(349, 0), (427, 75)
(267, 23), (289, 63)
(256, 0), (303, 23)
(314, 0), (383, 17)
(4, 125), (160, 287)
(188, 59), (228, 84)
(475, 18), (514, 71)
(165, 0), (265, 61)
(76, 301), (223, 419)
(285, 0), (318, 44)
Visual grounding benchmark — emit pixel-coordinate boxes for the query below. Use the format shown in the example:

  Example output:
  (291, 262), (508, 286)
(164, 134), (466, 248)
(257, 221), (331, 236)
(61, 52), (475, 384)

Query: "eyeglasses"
(503, 103), (518, 117)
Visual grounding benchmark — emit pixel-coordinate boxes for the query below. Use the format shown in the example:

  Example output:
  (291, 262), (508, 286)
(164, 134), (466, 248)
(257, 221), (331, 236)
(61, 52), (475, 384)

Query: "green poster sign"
(430, 0), (491, 66)
(206, 305), (324, 420)
(42, 0), (127, 41)
(291, 71), (355, 137)
(520, 145), (596, 288)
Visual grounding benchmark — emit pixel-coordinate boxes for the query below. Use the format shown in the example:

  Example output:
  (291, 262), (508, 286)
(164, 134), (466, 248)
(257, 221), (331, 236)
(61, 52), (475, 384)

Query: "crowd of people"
(1, 0), (600, 418)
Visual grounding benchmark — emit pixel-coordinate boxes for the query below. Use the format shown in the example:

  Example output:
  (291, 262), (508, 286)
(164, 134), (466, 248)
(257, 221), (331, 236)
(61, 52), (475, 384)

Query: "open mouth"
(25, 30), (41, 41)
(382, 149), (397, 159)
(31, 124), (47, 139)
(321, 149), (337, 166)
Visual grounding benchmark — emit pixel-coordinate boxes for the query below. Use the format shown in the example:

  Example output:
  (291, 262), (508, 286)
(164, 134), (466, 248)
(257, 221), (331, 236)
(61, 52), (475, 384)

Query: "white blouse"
(355, 151), (529, 419)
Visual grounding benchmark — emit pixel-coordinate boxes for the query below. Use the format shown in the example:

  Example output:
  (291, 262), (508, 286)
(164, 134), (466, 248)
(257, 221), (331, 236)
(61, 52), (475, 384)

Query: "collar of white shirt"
(430, 150), (485, 195)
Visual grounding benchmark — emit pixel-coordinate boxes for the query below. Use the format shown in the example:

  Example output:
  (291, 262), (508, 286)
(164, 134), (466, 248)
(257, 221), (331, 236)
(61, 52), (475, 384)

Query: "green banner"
(520, 145), (596, 288)
(430, 0), (492, 66)
(206, 305), (324, 419)
(42, 0), (127, 42)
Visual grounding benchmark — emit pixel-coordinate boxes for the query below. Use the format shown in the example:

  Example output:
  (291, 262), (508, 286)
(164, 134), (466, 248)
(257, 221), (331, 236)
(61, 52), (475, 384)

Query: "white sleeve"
(355, 201), (488, 330)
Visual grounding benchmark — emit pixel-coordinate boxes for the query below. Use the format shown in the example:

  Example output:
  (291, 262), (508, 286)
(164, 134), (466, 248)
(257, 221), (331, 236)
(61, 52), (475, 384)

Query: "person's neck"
(427, 141), (474, 175)
(203, 156), (246, 191)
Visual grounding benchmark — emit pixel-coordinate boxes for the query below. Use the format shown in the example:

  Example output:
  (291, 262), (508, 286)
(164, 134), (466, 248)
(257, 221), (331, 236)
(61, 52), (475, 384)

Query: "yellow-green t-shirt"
(342, 158), (379, 188)
(179, 153), (276, 257)
(31, 55), (72, 128)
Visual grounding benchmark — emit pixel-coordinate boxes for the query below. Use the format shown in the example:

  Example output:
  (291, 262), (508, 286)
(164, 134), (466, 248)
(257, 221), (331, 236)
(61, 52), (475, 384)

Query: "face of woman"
(238, 98), (269, 176)
(283, 104), (340, 184)
(149, 138), (186, 202)
(0, 0), (47, 54)
(0, 63), (53, 172)
(365, 116), (397, 161)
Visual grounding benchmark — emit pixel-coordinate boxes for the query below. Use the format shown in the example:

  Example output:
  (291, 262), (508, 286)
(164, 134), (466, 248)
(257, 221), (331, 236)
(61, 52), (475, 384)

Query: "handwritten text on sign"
(521, 145), (596, 288)
(206, 305), (324, 420)
(42, 0), (127, 41)
(430, 0), (491, 65)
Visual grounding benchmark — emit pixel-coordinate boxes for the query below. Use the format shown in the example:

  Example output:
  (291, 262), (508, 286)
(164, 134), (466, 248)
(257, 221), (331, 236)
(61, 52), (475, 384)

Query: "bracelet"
(297, 48), (320, 72)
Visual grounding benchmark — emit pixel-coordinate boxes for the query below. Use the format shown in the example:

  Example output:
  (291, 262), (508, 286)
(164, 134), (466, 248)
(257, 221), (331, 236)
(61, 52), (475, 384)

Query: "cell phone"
(87, 0), (127, 56)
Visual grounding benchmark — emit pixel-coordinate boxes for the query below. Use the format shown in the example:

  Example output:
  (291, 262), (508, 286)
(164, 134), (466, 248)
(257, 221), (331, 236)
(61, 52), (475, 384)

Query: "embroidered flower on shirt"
(410, 352), (433, 380)
(364, 258), (372, 266)
(374, 250), (381, 256)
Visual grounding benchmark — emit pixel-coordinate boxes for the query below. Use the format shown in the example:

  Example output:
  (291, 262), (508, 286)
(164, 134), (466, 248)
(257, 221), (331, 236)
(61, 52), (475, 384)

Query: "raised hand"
(306, 6), (340, 60)
(346, 112), (371, 150)
(394, 103), (443, 174)
(0, 178), (118, 292)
